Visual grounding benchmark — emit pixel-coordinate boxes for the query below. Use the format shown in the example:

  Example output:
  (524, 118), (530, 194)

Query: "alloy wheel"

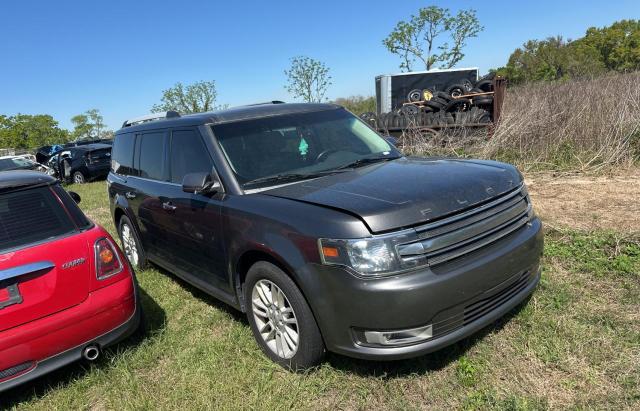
(120, 223), (139, 267)
(251, 279), (299, 359)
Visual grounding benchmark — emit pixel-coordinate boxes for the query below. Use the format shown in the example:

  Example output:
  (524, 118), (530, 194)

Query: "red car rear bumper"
(0, 276), (139, 392)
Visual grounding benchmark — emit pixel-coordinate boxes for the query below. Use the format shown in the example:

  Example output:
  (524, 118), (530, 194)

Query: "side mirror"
(384, 136), (399, 147)
(68, 191), (81, 204)
(182, 172), (221, 195)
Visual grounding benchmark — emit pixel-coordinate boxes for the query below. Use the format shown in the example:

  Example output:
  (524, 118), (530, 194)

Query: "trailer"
(362, 74), (506, 135)
(376, 67), (479, 115)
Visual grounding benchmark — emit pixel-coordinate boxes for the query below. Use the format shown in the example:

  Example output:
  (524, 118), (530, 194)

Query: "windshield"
(0, 157), (36, 171)
(212, 108), (398, 187)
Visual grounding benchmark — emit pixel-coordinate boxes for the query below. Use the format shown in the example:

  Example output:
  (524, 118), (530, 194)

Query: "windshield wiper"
(336, 155), (400, 170)
(243, 170), (345, 188)
(244, 173), (310, 187)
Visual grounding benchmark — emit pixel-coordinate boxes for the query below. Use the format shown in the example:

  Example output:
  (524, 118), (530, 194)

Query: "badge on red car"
(61, 258), (86, 270)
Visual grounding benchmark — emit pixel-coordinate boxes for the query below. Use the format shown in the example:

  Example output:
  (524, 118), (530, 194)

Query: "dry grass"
(525, 169), (640, 232)
(399, 72), (640, 172)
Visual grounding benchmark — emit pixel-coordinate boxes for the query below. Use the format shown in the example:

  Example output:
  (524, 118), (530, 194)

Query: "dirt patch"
(525, 169), (640, 233)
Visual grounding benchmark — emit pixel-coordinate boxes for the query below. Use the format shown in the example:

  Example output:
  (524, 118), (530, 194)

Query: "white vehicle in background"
(0, 155), (52, 174)
(14, 153), (38, 163)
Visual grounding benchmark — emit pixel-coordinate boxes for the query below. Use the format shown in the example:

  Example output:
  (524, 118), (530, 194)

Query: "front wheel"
(245, 261), (325, 370)
(72, 171), (86, 184)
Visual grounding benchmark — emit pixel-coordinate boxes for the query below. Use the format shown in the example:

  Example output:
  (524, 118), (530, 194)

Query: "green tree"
(0, 114), (70, 149)
(71, 109), (106, 140)
(382, 6), (483, 71)
(578, 20), (640, 72)
(333, 96), (376, 114)
(496, 20), (639, 85)
(284, 56), (332, 103)
(151, 81), (223, 114)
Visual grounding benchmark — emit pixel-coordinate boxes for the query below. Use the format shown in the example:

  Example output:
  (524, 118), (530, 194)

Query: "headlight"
(319, 230), (418, 276)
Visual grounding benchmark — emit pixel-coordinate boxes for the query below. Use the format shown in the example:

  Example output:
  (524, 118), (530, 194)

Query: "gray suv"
(107, 102), (543, 370)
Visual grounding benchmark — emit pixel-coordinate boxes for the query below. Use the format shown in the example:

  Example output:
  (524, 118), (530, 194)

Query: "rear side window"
(89, 148), (111, 161)
(169, 130), (213, 184)
(51, 185), (92, 230)
(111, 133), (135, 175)
(137, 132), (166, 180)
(0, 187), (76, 252)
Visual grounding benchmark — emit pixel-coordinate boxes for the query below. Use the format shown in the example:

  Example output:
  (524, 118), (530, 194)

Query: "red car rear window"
(0, 186), (76, 252)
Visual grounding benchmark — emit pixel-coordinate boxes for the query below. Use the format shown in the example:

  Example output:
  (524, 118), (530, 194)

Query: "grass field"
(2, 176), (639, 410)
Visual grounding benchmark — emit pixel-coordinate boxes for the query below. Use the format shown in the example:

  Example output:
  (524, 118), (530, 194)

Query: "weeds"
(398, 71), (640, 172)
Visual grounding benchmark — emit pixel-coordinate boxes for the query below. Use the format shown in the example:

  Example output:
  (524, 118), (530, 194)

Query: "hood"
(262, 157), (522, 233)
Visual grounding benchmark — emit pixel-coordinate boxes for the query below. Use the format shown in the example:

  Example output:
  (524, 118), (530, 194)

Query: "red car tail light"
(94, 237), (123, 280)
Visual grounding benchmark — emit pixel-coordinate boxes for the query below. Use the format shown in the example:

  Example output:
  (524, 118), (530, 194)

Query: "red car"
(0, 171), (141, 392)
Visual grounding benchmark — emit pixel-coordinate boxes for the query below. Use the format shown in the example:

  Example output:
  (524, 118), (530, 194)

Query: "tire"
(245, 261), (325, 371)
(425, 100), (444, 111)
(475, 79), (493, 92)
(407, 89), (423, 102)
(72, 171), (86, 184)
(393, 114), (401, 128)
(468, 107), (492, 123)
(478, 72), (496, 82)
(446, 84), (466, 98)
(473, 96), (494, 106)
(431, 96), (451, 106)
(360, 112), (377, 128)
(445, 99), (470, 113)
(444, 113), (455, 125)
(433, 91), (453, 102)
(400, 104), (419, 116)
(118, 215), (147, 270)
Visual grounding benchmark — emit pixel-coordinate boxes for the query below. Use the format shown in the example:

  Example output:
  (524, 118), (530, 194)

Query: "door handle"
(125, 191), (136, 199)
(162, 201), (177, 211)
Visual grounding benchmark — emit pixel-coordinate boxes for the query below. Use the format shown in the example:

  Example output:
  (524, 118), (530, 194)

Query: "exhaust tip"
(83, 345), (100, 361)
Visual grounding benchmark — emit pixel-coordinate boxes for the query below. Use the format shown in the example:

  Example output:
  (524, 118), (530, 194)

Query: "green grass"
(1, 181), (639, 410)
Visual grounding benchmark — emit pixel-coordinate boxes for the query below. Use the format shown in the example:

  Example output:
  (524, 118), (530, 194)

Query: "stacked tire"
(359, 73), (496, 129)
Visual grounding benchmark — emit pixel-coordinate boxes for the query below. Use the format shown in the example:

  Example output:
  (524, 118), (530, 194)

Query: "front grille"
(463, 271), (531, 325)
(0, 361), (34, 381)
(397, 185), (531, 267)
(429, 270), (533, 339)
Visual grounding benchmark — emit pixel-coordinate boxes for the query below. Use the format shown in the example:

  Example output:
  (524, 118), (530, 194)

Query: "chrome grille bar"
(397, 185), (531, 266)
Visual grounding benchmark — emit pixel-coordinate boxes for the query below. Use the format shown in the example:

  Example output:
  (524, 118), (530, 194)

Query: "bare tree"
(284, 56), (332, 102)
(383, 6), (483, 72)
(152, 80), (225, 114)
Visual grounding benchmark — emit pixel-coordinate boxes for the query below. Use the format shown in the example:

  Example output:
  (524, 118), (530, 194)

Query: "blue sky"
(1, 0), (638, 130)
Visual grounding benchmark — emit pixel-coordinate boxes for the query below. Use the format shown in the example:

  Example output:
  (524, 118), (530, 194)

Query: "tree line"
(2, 7), (638, 149)
(495, 20), (640, 85)
(0, 109), (112, 150)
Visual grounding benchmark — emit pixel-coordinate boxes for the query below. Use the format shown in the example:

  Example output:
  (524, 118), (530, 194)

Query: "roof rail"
(122, 110), (181, 128)
(243, 101), (285, 106)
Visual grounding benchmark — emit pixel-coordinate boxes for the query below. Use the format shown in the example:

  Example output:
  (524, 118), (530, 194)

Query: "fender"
(111, 192), (143, 241)
(228, 226), (321, 311)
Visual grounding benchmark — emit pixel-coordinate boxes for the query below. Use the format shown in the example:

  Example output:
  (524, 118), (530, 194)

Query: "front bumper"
(0, 277), (140, 393)
(302, 218), (543, 360)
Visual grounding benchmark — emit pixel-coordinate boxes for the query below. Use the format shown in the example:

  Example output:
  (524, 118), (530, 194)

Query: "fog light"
(363, 324), (433, 346)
